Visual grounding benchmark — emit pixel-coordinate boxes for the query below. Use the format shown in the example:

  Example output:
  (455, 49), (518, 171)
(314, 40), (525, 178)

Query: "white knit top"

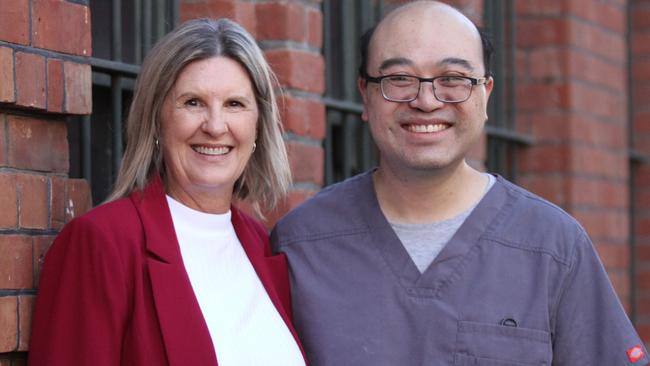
(166, 196), (304, 366)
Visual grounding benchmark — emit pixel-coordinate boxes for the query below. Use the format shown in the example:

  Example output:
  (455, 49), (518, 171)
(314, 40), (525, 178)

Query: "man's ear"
(484, 76), (494, 99)
(358, 77), (370, 122)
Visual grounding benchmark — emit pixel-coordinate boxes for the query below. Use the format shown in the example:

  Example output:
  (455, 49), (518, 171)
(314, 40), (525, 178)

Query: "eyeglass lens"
(381, 76), (472, 102)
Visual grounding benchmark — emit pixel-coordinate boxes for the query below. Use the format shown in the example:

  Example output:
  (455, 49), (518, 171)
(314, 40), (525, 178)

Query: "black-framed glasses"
(363, 74), (488, 103)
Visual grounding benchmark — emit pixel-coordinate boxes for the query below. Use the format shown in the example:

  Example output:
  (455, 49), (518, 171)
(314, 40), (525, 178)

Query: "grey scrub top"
(271, 171), (648, 366)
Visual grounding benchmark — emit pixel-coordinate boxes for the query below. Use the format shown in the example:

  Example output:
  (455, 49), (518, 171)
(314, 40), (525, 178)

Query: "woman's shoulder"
(61, 196), (143, 242)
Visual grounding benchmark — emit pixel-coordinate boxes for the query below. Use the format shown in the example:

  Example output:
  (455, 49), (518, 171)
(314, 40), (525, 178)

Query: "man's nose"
(409, 81), (444, 112)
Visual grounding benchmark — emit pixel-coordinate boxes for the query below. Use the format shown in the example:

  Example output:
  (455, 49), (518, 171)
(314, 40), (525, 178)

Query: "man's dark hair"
(358, 26), (494, 78)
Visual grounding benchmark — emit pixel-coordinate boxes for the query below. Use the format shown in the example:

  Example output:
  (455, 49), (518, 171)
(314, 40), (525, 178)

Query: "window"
(67, 0), (179, 204)
(483, 0), (532, 181)
(322, 0), (383, 185)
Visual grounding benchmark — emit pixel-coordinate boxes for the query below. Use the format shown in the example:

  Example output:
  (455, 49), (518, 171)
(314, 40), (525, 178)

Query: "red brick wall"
(0, 0), (92, 363)
(515, 0), (633, 310)
(632, 0), (650, 345)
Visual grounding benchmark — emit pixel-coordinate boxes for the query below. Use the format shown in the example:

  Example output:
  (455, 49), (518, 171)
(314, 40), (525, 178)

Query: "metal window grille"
(322, 0), (384, 185)
(67, 0), (179, 205)
(484, 0), (532, 181)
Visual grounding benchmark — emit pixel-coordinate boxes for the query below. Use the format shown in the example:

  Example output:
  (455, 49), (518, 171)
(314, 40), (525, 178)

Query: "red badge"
(627, 345), (645, 363)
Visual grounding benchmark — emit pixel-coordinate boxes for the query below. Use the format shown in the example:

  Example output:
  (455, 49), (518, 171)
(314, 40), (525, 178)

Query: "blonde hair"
(107, 18), (291, 215)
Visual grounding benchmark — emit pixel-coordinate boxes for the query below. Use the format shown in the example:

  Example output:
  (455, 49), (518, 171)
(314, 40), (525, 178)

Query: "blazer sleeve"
(28, 215), (132, 366)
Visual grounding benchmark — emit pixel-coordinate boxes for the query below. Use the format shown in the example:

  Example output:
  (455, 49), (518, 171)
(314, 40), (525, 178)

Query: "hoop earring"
(252, 142), (256, 153)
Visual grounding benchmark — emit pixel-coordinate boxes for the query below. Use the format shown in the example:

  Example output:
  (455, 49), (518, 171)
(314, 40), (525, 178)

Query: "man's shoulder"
(488, 177), (589, 264)
(273, 172), (372, 245)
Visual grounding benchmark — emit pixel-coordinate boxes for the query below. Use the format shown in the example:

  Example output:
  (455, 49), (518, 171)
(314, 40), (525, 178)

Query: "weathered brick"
(632, 32), (650, 56)
(0, 296), (17, 352)
(515, 82), (570, 111)
(287, 142), (324, 185)
(18, 296), (33, 351)
(568, 177), (628, 210)
(279, 95), (326, 139)
(0, 235), (32, 289)
(7, 116), (69, 172)
(633, 58), (650, 82)
(515, 0), (564, 16)
(180, 0), (256, 36)
(573, 209), (629, 243)
(518, 174), (567, 207)
(47, 59), (64, 113)
(32, 0), (91, 56)
(570, 81), (626, 123)
(265, 50), (325, 93)
(33, 236), (54, 288)
(65, 178), (92, 222)
(0, 0), (29, 45)
(594, 242), (629, 270)
(64, 61), (92, 114)
(518, 143), (569, 174)
(0, 47), (15, 103)
(606, 269), (630, 304)
(0, 114), (6, 166)
(0, 173), (18, 229)
(16, 174), (49, 230)
(567, 115), (627, 149)
(632, 4), (650, 30)
(15, 52), (46, 109)
(307, 8), (323, 49)
(50, 176), (66, 229)
(569, 145), (628, 180)
(256, 2), (307, 42)
(516, 18), (568, 48)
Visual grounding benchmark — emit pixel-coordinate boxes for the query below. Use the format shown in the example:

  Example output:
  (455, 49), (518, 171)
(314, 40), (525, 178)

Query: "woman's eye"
(185, 98), (200, 107)
(228, 100), (244, 108)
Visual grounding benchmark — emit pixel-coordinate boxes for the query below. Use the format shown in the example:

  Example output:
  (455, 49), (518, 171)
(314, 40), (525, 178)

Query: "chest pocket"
(454, 320), (551, 366)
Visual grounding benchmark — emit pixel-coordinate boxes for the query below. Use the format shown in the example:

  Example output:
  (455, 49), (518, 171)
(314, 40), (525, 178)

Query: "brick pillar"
(516, 0), (632, 308)
(631, 0), (650, 346)
(180, 0), (325, 225)
(0, 0), (93, 362)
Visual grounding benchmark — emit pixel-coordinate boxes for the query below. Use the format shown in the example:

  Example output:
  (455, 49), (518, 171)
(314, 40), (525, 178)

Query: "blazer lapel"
(131, 176), (218, 366)
(231, 208), (306, 360)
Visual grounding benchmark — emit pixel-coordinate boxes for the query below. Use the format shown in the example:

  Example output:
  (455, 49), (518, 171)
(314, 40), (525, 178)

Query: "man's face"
(359, 4), (493, 176)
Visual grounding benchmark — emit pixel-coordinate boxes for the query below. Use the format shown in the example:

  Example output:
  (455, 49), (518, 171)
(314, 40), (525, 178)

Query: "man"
(271, 1), (648, 365)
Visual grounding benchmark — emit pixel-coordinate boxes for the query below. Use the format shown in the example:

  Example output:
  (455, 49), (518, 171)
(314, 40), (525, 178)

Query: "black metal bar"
(81, 115), (92, 185)
(342, 1), (356, 100)
(507, 0), (517, 131)
(111, 76), (123, 179)
(112, 0), (122, 61)
(171, 0), (180, 29)
(322, 97), (364, 114)
(324, 111), (337, 184)
(155, 0), (165, 40)
(134, 0), (142, 63)
(485, 125), (534, 145)
(323, 0), (334, 97)
(143, 0), (152, 54)
(88, 57), (140, 76)
(342, 113), (355, 178)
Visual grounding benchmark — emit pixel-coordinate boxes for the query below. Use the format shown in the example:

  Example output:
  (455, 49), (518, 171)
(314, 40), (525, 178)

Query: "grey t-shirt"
(272, 171), (647, 366)
(392, 174), (496, 273)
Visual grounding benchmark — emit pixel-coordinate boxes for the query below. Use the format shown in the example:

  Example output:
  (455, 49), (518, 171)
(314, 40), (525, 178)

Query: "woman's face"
(159, 56), (258, 213)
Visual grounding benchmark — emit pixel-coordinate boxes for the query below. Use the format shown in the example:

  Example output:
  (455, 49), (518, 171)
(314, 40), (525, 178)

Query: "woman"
(29, 18), (305, 366)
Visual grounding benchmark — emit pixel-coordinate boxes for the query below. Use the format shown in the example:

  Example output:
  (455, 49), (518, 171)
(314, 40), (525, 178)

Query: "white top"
(167, 196), (304, 366)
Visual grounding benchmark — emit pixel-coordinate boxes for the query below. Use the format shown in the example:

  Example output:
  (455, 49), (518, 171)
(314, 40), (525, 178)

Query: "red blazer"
(28, 176), (306, 366)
